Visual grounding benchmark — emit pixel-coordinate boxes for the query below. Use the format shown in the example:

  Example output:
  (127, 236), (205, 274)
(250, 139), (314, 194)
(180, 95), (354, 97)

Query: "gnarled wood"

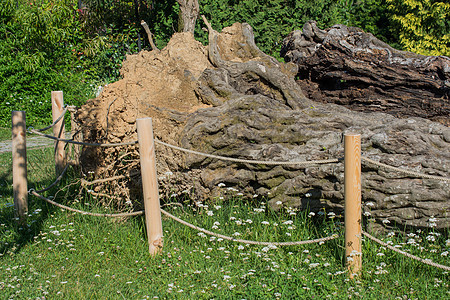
(281, 21), (450, 126)
(77, 20), (450, 230)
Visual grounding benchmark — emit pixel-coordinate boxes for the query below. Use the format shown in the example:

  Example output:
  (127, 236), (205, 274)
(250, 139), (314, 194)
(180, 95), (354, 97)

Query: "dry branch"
(140, 20), (159, 51)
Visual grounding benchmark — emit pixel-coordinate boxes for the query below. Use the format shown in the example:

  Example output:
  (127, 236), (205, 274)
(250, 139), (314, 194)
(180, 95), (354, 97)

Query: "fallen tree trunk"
(77, 20), (450, 230)
(281, 21), (450, 126)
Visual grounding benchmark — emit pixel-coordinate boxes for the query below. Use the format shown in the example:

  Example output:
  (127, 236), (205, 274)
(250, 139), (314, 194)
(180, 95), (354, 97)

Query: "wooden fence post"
(344, 132), (362, 278)
(51, 91), (66, 174)
(12, 111), (28, 224)
(136, 117), (163, 255)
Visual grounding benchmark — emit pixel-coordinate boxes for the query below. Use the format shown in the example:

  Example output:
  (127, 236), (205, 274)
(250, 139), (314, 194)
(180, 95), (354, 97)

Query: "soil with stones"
(76, 20), (450, 230)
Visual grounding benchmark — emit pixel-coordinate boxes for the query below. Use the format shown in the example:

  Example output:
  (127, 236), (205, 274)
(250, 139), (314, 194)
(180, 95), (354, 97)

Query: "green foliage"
(387, 0), (450, 56)
(0, 1), (96, 127)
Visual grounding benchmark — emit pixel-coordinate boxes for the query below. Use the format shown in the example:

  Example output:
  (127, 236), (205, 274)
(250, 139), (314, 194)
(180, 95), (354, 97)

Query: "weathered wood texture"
(77, 21), (450, 230)
(281, 21), (450, 126)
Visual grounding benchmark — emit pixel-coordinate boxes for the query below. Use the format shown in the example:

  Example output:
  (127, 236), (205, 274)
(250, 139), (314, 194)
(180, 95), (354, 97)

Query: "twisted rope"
(154, 139), (342, 166)
(27, 129), (138, 147)
(29, 189), (144, 217)
(160, 208), (339, 246)
(33, 163), (70, 194)
(362, 231), (450, 271)
(33, 107), (68, 132)
(361, 157), (450, 182)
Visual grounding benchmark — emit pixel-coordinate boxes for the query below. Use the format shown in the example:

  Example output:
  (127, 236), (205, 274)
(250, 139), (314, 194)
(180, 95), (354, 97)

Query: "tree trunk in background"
(176, 0), (199, 33)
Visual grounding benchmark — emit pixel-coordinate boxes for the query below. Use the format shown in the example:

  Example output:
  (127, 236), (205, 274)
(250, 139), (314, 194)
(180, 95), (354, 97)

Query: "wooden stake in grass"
(344, 132), (362, 278)
(51, 91), (66, 174)
(137, 117), (163, 255)
(12, 111), (28, 224)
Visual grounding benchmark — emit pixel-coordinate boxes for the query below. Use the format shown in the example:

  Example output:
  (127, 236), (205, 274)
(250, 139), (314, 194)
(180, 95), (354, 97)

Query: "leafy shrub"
(387, 0), (450, 56)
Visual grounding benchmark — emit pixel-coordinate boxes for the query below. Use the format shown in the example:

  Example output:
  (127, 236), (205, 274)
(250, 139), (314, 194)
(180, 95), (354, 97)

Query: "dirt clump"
(76, 32), (212, 208)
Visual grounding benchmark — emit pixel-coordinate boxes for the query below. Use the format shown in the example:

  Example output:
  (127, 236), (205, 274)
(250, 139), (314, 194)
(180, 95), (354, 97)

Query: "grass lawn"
(0, 147), (449, 299)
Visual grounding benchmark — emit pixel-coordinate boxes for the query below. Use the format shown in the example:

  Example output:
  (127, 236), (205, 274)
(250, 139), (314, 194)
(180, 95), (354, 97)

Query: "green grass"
(0, 149), (449, 299)
(0, 127), (11, 142)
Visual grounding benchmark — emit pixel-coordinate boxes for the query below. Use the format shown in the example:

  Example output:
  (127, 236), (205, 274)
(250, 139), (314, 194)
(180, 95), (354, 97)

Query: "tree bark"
(176, 0), (199, 33)
(281, 21), (450, 126)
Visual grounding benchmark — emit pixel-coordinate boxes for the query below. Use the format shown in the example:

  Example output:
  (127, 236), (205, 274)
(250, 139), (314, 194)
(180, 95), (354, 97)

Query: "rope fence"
(160, 208), (339, 246)
(30, 189), (144, 218)
(11, 91), (450, 277)
(362, 231), (450, 271)
(24, 128), (450, 181)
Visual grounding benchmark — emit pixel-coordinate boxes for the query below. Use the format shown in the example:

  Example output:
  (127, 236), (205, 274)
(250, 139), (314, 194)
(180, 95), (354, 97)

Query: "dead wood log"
(77, 20), (450, 230)
(281, 21), (450, 126)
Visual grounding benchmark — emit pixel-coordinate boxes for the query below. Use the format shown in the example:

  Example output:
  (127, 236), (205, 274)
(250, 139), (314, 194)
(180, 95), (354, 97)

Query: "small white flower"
(426, 235), (436, 242)
(218, 183), (226, 187)
(382, 219), (390, 224)
(308, 212), (315, 217)
(207, 211), (214, 216)
(428, 216), (437, 223)
(283, 220), (293, 225)
(305, 193), (312, 198)
(261, 221), (270, 225)
(213, 221), (220, 226)
(232, 232), (241, 236)
(238, 245), (244, 250)
(276, 201), (283, 205)
(363, 211), (371, 217)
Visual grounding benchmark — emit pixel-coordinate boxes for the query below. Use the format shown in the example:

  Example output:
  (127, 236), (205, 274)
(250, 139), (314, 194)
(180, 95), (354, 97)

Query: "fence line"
(32, 106), (68, 132)
(154, 139), (342, 166)
(361, 157), (450, 182)
(28, 186), (450, 270)
(29, 189), (144, 217)
(362, 231), (450, 271)
(15, 93), (450, 277)
(27, 127), (450, 181)
(161, 208), (339, 246)
(27, 129), (138, 147)
(34, 163), (70, 194)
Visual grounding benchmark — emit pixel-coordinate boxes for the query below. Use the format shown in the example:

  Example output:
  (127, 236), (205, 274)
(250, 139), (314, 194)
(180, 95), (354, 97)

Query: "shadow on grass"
(0, 147), (69, 258)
